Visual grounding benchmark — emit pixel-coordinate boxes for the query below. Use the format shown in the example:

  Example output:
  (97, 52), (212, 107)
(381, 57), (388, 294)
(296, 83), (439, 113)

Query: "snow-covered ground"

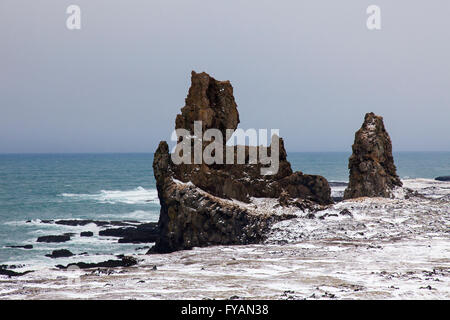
(0, 178), (448, 299)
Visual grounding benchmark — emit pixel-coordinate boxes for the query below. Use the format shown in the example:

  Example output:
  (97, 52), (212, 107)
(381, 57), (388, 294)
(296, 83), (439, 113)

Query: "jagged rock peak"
(175, 71), (240, 137)
(344, 112), (402, 199)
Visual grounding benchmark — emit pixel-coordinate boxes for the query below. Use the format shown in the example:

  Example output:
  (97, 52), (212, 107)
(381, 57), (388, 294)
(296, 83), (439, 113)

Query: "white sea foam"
(330, 186), (346, 198)
(98, 210), (158, 221)
(61, 187), (159, 204)
(402, 178), (450, 199)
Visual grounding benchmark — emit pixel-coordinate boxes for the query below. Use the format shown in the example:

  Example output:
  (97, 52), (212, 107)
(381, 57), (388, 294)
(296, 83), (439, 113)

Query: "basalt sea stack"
(344, 112), (402, 199)
(151, 71), (331, 253)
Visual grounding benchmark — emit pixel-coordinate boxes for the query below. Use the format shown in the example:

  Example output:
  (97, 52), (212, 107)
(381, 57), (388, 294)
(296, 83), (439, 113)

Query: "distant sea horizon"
(1, 151), (449, 181)
(1, 150), (450, 154)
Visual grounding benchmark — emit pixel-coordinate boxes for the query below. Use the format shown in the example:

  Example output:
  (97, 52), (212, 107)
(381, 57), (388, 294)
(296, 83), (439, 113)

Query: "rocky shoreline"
(0, 218), (159, 277)
(0, 178), (448, 299)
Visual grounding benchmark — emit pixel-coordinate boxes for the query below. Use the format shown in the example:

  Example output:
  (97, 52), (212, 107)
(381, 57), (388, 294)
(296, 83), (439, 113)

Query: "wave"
(98, 209), (159, 221)
(61, 187), (159, 205)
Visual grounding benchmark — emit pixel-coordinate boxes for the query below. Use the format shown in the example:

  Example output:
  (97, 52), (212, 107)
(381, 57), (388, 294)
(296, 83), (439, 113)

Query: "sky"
(0, 0), (449, 153)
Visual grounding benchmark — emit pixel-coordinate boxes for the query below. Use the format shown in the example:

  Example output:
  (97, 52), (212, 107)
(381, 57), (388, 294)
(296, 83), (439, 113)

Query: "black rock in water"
(80, 231), (94, 237)
(99, 222), (159, 243)
(6, 245), (33, 249)
(435, 176), (450, 182)
(45, 249), (74, 258)
(56, 256), (138, 269)
(0, 269), (32, 277)
(37, 235), (71, 243)
(0, 265), (33, 277)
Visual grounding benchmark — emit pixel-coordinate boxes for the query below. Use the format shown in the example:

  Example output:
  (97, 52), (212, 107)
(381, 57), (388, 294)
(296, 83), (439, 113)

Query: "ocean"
(0, 152), (449, 268)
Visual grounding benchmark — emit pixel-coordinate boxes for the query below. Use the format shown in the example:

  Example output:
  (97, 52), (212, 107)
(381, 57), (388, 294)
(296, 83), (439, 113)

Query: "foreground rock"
(344, 112), (402, 199)
(152, 71), (331, 253)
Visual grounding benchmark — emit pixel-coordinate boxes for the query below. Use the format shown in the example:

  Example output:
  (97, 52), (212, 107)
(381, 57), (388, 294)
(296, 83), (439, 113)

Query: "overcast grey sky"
(0, 0), (449, 153)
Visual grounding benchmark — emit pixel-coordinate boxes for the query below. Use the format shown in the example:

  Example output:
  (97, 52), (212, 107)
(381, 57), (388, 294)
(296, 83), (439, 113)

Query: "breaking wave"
(61, 187), (159, 205)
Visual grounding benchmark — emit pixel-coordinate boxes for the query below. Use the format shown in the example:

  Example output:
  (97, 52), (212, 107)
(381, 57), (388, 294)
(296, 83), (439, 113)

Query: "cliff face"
(344, 112), (402, 199)
(151, 71), (331, 253)
(152, 141), (285, 253)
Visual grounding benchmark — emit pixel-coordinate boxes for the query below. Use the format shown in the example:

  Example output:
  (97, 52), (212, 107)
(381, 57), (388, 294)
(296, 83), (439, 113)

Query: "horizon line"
(1, 150), (450, 155)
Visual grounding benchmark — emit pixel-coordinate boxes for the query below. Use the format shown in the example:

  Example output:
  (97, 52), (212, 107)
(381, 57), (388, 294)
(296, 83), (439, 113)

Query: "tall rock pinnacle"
(175, 71), (240, 137)
(151, 71), (332, 253)
(344, 112), (402, 199)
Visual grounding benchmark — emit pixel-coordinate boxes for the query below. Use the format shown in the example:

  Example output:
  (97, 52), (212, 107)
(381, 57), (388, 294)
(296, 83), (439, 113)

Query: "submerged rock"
(344, 112), (402, 199)
(435, 176), (450, 182)
(151, 71), (331, 253)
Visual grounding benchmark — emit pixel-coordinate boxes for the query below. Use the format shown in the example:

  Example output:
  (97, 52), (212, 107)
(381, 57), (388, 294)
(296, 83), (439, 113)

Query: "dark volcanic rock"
(175, 71), (240, 139)
(0, 264), (33, 277)
(99, 223), (159, 243)
(7, 245), (33, 249)
(80, 231), (94, 237)
(56, 256), (138, 269)
(1, 264), (24, 270)
(0, 269), (33, 277)
(45, 249), (74, 258)
(151, 71), (332, 253)
(149, 166), (290, 253)
(435, 176), (450, 182)
(166, 72), (331, 204)
(344, 112), (402, 199)
(37, 235), (71, 243)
